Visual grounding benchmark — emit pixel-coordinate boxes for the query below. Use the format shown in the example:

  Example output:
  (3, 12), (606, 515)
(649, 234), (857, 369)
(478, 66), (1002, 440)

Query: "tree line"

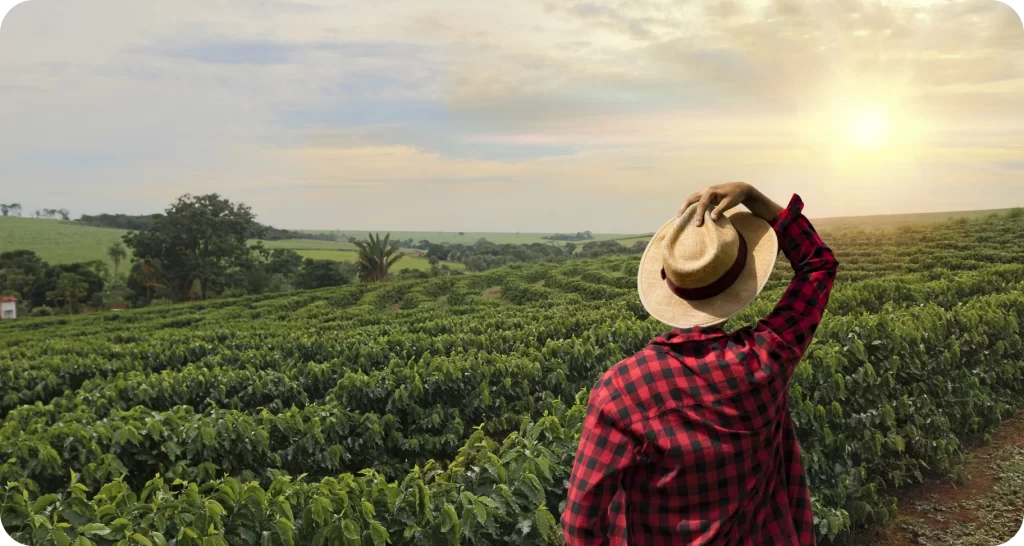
(0, 204), (70, 220)
(542, 230), (594, 241)
(77, 212), (336, 242)
(0, 250), (117, 316)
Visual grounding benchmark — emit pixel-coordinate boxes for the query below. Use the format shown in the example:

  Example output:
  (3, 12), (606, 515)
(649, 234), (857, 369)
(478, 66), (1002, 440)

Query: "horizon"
(0, 201), (1018, 236)
(1, 0), (1023, 232)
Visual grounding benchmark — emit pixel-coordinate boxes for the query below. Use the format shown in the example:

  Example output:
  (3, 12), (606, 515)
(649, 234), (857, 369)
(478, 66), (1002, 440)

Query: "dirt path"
(832, 416), (1024, 546)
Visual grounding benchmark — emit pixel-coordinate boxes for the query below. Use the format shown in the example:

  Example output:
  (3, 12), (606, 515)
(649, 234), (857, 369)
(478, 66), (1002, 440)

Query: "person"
(561, 182), (839, 545)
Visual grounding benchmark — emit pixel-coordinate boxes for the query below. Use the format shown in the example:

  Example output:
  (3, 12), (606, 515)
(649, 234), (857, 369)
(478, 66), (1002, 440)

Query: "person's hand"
(678, 183), (754, 226)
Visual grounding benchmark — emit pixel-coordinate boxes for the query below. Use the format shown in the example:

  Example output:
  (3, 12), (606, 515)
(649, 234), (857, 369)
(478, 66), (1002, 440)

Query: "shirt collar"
(650, 325), (729, 346)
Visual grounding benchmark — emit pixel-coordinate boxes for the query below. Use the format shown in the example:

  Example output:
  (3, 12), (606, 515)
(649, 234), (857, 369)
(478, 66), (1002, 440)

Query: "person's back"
(561, 183), (839, 545)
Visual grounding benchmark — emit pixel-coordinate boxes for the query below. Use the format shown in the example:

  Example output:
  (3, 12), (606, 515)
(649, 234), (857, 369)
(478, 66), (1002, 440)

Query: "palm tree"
(354, 233), (404, 282)
(108, 242), (127, 280)
(138, 259), (164, 300)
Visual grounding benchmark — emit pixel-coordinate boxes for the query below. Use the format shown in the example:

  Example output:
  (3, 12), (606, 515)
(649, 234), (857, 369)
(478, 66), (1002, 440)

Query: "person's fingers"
(694, 190), (716, 226)
(710, 193), (741, 221)
(678, 193), (702, 217)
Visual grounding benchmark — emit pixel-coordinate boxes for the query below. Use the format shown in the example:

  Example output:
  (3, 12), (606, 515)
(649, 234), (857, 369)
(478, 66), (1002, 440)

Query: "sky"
(0, 0), (1022, 233)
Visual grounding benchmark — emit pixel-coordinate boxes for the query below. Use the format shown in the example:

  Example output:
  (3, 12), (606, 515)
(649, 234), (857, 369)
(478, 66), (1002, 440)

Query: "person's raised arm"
(750, 191), (839, 366)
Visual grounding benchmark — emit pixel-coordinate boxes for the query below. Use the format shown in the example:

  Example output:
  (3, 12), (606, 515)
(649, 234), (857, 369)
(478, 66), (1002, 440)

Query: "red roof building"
(0, 295), (17, 320)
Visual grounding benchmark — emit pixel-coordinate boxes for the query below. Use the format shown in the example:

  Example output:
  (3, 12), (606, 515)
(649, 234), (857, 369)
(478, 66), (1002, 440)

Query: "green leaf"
(472, 500), (487, 525)
(369, 521), (389, 546)
(61, 508), (89, 525)
(440, 504), (458, 533)
(132, 533), (154, 546)
(205, 499), (225, 518)
(311, 527), (328, 546)
(31, 494), (60, 513)
(80, 523), (113, 537)
(54, 529), (73, 546)
(520, 474), (544, 505)
(274, 518), (295, 546)
(534, 505), (556, 539)
(342, 519), (360, 542)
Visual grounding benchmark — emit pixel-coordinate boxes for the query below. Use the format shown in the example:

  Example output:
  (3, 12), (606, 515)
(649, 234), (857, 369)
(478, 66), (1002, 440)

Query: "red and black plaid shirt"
(562, 194), (839, 545)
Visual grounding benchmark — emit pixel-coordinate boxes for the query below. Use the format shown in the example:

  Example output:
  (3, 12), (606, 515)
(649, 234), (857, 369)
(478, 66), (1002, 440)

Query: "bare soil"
(830, 416), (1024, 546)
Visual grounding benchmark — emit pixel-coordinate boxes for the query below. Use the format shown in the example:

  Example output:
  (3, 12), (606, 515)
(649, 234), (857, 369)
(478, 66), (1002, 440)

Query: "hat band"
(660, 232), (748, 301)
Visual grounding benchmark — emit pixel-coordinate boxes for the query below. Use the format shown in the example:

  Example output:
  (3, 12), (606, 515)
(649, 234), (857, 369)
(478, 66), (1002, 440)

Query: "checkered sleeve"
(753, 194), (839, 366)
(562, 389), (637, 545)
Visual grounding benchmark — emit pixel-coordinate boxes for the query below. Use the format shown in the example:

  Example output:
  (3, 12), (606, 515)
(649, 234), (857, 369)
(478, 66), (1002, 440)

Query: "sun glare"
(845, 108), (890, 148)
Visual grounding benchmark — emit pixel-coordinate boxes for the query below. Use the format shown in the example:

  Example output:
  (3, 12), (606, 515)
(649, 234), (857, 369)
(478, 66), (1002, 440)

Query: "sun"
(844, 107), (890, 148)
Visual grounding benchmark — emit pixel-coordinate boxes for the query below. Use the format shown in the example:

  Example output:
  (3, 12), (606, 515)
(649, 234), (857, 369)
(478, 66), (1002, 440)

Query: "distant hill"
(811, 207), (1020, 232)
(314, 207), (1022, 246)
(0, 216), (131, 267)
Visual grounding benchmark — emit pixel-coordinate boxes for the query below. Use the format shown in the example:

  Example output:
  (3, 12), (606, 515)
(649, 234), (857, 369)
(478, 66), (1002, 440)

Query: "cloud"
(1, 0), (1022, 231)
(148, 38), (431, 66)
(993, 160), (1024, 171)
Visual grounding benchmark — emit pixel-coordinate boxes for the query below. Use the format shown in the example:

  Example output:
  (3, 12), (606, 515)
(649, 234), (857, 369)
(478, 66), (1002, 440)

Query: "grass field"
(254, 239), (358, 251)
(0, 216), (131, 267)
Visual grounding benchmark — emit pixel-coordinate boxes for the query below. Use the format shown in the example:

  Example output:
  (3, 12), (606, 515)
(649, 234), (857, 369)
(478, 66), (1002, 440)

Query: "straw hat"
(637, 204), (778, 328)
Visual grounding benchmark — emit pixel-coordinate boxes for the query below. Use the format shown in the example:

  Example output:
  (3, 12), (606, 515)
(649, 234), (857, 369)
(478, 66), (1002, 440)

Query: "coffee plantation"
(3, 212), (1024, 545)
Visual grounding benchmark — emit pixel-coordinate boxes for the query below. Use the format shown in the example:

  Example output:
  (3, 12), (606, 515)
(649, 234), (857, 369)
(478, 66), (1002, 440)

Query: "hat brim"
(637, 210), (778, 328)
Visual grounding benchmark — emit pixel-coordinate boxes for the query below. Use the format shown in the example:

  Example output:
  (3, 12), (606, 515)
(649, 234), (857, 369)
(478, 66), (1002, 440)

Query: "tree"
(564, 242), (576, 255)
(425, 243), (451, 262)
(354, 233), (404, 282)
(107, 242), (127, 280)
(127, 259), (164, 301)
(295, 259), (352, 289)
(265, 249), (303, 277)
(123, 193), (262, 301)
(9, 204), (21, 217)
(39, 262), (105, 308)
(58, 209), (70, 220)
(0, 204), (7, 216)
(47, 272), (88, 313)
(82, 260), (110, 282)
(0, 250), (49, 305)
